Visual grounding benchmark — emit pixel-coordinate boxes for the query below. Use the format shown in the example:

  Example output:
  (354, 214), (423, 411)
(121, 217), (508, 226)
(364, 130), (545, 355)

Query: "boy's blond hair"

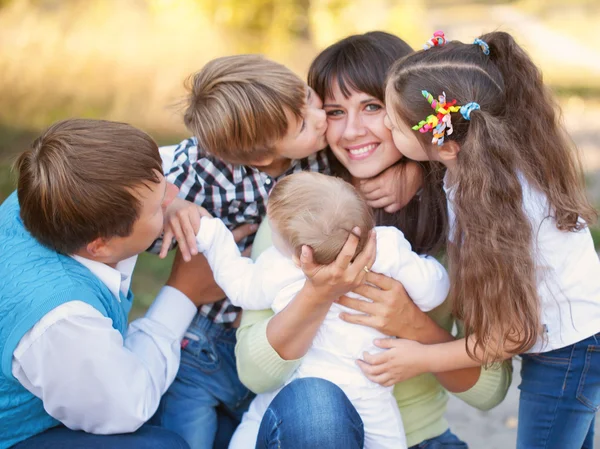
(268, 172), (374, 265)
(184, 55), (306, 164)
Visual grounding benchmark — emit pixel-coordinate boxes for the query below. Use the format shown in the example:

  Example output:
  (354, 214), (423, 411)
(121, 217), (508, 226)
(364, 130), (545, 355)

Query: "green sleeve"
(450, 320), (513, 411)
(235, 308), (303, 394)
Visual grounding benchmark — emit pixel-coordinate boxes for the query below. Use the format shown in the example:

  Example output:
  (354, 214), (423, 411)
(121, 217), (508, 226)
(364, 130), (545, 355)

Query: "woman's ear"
(437, 140), (461, 163)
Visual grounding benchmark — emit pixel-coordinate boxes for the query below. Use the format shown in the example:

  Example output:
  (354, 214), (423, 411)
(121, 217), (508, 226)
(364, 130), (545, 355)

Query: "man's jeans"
(518, 332), (600, 448)
(255, 377), (468, 449)
(12, 425), (189, 449)
(152, 313), (254, 449)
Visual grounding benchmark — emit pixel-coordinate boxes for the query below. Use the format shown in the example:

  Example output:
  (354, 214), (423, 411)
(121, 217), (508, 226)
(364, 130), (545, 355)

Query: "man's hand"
(160, 197), (211, 261)
(358, 161), (423, 213)
(166, 223), (258, 307)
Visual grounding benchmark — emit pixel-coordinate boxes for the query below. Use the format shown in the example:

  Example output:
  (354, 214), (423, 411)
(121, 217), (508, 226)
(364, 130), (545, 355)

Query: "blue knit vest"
(0, 192), (134, 448)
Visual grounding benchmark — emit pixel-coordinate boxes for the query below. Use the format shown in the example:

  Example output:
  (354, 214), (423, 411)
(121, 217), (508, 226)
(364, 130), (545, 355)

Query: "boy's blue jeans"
(256, 377), (468, 448)
(152, 313), (254, 449)
(518, 332), (600, 448)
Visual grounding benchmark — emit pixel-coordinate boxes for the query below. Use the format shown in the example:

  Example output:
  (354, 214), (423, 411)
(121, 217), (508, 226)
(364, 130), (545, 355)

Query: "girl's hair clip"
(473, 38), (490, 55)
(423, 31), (447, 50)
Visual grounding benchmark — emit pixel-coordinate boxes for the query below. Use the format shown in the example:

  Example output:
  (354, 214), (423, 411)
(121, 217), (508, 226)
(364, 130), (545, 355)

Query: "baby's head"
(184, 55), (327, 169)
(268, 172), (374, 265)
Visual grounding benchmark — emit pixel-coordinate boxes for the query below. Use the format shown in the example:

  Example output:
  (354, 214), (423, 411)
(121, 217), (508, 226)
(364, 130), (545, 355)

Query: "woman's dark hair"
(308, 31), (448, 256)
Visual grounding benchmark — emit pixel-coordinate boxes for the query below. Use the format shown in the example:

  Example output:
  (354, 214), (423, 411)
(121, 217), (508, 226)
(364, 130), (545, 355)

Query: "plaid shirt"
(151, 137), (330, 327)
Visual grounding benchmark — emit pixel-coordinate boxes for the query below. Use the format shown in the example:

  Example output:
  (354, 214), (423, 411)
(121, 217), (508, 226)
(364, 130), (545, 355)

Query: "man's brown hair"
(14, 118), (163, 254)
(183, 54), (306, 164)
(268, 172), (374, 265)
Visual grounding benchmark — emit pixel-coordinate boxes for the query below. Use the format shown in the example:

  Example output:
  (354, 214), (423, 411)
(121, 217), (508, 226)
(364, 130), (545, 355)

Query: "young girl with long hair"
(381, 31), (600, 448)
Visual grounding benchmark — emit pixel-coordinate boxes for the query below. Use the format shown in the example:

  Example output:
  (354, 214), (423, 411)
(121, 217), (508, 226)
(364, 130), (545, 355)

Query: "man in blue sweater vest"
(0, 119), (223, 448)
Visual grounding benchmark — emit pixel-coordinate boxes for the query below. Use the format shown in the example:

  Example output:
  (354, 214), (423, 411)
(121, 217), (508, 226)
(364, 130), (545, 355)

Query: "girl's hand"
(358, 161), (423, 213)
(336, 272), (430, 339)
(300, 228), (377, 303)
(357, 338), (431, 386)
(160, 197), (211, 261)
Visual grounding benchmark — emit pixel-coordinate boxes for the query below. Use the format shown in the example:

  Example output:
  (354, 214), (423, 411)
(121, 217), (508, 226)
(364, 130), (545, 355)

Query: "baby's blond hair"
(268, 172), (374, 265)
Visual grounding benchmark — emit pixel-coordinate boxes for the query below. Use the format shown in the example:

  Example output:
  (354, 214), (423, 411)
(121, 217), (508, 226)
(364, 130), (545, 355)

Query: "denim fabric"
(11, 425), (189, 449)
(518, 332), (600, 448)
(152, 314), (254, 449)
(409, 429), (468, 449)
(255, 378), (364, 449)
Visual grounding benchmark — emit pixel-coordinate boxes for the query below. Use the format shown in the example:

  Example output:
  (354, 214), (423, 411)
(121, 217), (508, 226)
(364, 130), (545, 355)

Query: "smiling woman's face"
(324, 81), (402, 180)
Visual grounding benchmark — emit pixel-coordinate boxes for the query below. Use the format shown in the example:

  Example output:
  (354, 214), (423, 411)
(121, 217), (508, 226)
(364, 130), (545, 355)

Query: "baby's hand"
(160, 197), (211, 261)
(358, 161), (423, 213)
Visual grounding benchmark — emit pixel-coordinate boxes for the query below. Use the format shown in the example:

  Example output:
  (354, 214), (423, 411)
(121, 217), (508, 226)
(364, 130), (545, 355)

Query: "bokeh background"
(1, 0), (599, 446)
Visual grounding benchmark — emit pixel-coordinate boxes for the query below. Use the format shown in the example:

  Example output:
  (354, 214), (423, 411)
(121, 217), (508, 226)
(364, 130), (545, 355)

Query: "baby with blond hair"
(193, 172), (449, 449)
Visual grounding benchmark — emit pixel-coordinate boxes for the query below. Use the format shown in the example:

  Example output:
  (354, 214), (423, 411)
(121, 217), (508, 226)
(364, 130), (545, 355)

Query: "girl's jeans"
(518, 332), (600, 448)
(255, 377), (468, 448)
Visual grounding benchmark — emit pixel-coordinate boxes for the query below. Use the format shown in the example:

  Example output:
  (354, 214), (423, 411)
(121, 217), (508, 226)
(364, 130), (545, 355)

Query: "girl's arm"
(337, 272), (481, 392)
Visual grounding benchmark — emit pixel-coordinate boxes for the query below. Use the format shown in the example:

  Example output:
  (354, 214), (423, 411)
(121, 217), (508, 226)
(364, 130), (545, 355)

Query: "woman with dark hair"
(235, 32), (512, 448)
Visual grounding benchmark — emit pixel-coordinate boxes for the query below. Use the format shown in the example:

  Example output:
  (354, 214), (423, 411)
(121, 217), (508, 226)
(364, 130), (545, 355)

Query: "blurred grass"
(2, 0), (600, 315)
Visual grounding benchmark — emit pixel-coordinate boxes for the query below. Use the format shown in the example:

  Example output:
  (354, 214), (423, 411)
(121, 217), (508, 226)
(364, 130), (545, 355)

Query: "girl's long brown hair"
(308, 31), (448, 256)
(387, 31), (596, 363)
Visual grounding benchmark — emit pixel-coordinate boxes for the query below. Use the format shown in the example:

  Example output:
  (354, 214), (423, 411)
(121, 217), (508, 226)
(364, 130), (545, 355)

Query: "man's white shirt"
(10, 255), (197, 434)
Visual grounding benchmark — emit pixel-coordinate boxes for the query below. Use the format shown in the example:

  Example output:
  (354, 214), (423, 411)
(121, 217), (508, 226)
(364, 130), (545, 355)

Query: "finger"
(373, 338), (397, 350)
(361, 188), (385, 201)
(241, 245), (252, 257)
(355, 359), (388, 377)
(362, 350), (388, 366)
(335, 227), (361, 269)
(338, 311), (375, 328)
(181, 214), (199, 257)
(300, 245), (320, 277)
(169, 219), (191, 261)
(366, 196), (395, 210)
(159, 229), (174, 259)
(350, 230), (376, 274)
(364, 271), (397, 291)
(350, 282), (385, 302)
(383, 203), (403, 214)
(336, 295), (376, 314)
(189, 209), (202, 235)
(358, 178), (381, 195)
(231, 223), (258, 243)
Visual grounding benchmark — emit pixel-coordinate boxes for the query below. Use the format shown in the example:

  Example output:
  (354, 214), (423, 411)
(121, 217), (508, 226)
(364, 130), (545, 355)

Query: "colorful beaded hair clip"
(423, 31), (446, 50)
(412, 91), (480, 146)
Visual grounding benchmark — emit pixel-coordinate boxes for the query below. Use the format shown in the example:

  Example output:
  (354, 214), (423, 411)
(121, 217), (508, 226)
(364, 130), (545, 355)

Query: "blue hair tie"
(473, 38), (490, 55)
(460, 102), (480, 120)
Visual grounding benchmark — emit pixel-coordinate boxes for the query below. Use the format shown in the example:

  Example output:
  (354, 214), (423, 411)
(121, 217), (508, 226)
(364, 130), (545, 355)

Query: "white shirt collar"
(70, 255), (138, 301)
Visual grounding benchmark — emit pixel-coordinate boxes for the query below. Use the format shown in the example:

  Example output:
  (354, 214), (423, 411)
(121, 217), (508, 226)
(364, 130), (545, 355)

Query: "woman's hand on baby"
(357, 338), (430, 386)
(161, 197), (211, 261)
(358, 161), (423, 213)
(337, 272), (430, 338)
(300, 228), (376, 303)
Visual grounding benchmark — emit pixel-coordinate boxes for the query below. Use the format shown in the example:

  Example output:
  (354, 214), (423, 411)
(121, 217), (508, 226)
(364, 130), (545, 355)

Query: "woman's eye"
(326, 109), (344, 117)
(365, 103), (382, 112)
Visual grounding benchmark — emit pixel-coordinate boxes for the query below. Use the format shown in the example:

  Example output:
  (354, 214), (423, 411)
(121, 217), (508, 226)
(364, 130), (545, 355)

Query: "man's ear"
(85, 237), (113, 259)
(437, 140), (460, 163)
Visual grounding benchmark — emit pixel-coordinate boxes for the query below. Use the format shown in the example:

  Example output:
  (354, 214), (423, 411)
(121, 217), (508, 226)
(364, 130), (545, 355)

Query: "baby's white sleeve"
(375, 227), (449, 312)
(195, 217), (273, 310)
